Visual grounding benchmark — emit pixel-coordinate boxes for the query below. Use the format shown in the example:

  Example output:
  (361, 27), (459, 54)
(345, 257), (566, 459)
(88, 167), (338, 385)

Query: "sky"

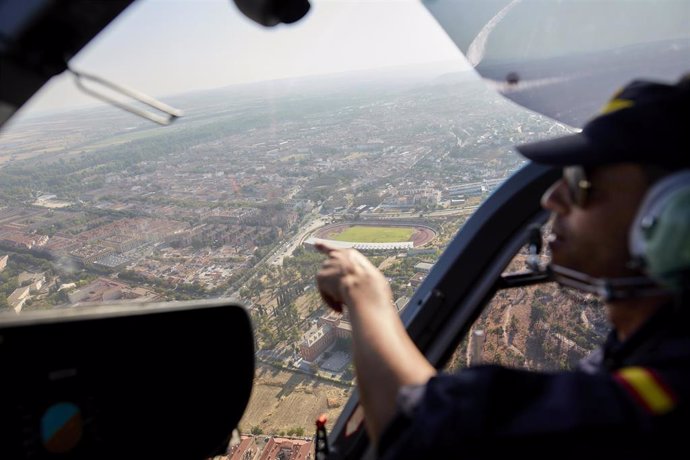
(21, 0), (469, 114)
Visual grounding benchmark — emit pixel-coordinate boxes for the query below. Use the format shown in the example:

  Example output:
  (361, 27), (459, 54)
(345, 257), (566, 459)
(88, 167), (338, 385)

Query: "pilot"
(315, 76), (690, 458)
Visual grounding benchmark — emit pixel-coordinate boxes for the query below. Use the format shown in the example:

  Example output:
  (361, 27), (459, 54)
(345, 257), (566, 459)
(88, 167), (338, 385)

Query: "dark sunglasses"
(563, 166), (592, 207)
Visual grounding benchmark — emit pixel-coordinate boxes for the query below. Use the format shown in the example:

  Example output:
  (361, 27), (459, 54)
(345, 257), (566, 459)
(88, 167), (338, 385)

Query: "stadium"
(304, 221), (437, 251)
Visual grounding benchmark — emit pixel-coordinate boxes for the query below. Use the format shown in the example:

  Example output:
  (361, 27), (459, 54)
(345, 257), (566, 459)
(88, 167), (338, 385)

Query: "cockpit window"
(0, 0), (576, 447)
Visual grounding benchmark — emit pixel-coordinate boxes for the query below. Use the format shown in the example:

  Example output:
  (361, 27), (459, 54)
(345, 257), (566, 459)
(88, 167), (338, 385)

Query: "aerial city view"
(0, 67), (603, 456)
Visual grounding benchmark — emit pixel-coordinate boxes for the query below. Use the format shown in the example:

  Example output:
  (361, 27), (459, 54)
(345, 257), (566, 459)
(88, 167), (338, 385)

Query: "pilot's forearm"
(347, 294), (436, 445)
(314, 244), (436, 443)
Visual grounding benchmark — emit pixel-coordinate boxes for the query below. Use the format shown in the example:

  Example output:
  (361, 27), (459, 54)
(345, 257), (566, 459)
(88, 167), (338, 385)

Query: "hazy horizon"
(4, 60), (477, 132)
(15, 0), (468, 118)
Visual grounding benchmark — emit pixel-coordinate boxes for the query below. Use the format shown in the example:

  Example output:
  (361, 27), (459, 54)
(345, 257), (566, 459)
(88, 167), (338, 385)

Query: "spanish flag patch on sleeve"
(613, 367), (677, 415)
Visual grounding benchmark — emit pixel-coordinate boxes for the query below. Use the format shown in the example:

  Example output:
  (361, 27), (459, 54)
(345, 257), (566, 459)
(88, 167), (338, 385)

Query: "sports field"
(330, 226), (415, 243)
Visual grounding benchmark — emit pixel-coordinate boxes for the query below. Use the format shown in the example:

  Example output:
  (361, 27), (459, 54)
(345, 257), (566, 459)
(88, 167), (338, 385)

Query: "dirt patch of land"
(239, 364), (353, 435)
(294, 289), (322, 320)
(377, 256), (398, 271)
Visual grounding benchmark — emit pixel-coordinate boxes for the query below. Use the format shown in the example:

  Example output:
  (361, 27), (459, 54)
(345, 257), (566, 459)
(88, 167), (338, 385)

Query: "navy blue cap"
(516, 75), (690, 169)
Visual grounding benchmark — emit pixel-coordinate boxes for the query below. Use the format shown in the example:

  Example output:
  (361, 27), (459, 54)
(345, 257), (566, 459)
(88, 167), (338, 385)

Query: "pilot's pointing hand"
(315, 242), (393, 313)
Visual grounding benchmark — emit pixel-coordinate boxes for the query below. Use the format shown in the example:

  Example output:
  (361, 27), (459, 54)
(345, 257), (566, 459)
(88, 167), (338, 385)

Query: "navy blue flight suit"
(378, 303), (690, 459)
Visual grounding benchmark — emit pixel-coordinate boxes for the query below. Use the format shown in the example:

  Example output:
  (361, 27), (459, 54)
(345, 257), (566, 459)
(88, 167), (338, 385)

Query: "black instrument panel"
(0, 301), (254, 459)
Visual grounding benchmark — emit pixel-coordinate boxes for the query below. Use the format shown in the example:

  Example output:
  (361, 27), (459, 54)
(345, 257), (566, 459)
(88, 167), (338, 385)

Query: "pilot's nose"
(541, 178), (570, 215)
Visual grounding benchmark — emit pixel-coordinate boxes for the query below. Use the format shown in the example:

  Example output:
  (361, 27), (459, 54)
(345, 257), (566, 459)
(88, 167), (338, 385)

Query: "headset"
(501, 170), (690, 301)
(630, 169), (690, 291)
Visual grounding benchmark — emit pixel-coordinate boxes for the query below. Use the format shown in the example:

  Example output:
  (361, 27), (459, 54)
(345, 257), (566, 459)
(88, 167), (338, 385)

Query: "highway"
(269, 215), (327, 266)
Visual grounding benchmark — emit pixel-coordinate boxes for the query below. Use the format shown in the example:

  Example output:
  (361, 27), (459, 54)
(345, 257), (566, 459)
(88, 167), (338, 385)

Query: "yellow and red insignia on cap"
(613, 367), (677, 415)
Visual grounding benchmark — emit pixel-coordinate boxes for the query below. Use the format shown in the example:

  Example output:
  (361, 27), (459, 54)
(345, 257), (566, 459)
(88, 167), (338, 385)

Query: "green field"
(330, 226), (415, 243)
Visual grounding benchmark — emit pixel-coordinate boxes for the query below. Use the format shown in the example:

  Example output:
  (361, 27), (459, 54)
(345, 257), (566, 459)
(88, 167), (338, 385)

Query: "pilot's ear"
(629, 170), (690, 288)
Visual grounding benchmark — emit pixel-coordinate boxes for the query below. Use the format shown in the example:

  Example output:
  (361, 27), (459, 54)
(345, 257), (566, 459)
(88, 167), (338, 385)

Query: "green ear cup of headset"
(644, 188), (690, 288)
(630, 171), (690, 289)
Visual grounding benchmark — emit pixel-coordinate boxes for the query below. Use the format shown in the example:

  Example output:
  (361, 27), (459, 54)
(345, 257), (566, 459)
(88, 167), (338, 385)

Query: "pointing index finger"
(315, 241), (337, 254)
